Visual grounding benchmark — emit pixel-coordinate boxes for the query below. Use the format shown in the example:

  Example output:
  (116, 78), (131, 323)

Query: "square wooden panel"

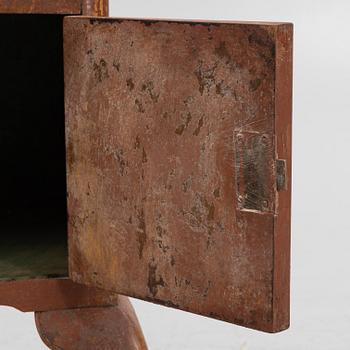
(64, 17), (292, 332)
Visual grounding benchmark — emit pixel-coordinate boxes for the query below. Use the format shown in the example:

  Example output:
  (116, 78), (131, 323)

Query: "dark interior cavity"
(0, 15), (68, 280)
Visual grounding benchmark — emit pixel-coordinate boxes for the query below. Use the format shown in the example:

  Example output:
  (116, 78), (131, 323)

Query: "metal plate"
(64, 17), (292, 332)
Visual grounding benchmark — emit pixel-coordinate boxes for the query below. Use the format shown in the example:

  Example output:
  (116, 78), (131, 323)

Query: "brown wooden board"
(0, 0), (108, 15)
(0, 278), (119, 312)
(64, 17), (293, 332)
(0, 0), (81, 14)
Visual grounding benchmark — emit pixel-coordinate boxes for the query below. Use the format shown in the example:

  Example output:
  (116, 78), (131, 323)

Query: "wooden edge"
(0, 278), (119, 312)
(0, 0), (81, 14)
(272, 23), (293, 332)
(66, 15), (291, 27)
(82, 0), (109, 16)
(0, 0), (110, 16)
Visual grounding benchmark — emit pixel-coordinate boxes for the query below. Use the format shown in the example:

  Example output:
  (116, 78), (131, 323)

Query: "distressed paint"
(0, 0), (81, 14)
(35, 297), (148, 350)
(0, 2), (147, 347)
(0, 0), (109, 15)
(272, 24), (293, 331)
(65, 17), (293, 332)
(0, 0), (119, 317)
(82, 0), (109, 16)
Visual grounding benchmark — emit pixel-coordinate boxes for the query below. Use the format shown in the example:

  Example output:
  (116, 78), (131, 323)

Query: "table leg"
(35, 296), (147, 349)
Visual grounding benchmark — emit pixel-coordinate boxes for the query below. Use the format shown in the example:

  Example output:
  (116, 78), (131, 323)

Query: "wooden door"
(64, 17), (292, 333)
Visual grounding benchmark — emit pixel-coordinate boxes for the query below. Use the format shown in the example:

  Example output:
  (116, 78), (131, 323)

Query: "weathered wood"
(0, 0), (81, 14)
(0, 0), (114, 316)
(272, 24), (293, 330)
(82, 0), (108, 16)
(0, 279), (119, 312)
(35, 297), (148, 350)
(65, 18), (293, 332)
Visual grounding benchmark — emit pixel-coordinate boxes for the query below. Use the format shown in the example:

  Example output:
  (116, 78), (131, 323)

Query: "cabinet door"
(64, 17), (292, 333)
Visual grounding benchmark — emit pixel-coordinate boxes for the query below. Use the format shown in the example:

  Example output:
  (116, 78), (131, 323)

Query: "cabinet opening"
(0, 15), (68, 280)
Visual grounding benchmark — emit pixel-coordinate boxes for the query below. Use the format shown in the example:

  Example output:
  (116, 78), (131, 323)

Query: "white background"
(1, 0), (350, 348)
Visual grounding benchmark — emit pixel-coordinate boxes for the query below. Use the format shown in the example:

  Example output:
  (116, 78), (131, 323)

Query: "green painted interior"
(0, 239), (67, 281)
(0, 15), (68, 281)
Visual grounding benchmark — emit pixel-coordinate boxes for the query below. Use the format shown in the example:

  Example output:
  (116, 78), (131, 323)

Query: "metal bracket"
(276, 159), (287, 191)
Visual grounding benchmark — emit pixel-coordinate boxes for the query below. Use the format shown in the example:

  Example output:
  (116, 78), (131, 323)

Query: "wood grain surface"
(65, 17), (293, 332)
(0, 0), (81, 14)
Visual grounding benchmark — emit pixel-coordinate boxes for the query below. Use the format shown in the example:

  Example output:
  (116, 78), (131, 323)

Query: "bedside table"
(0, 1), (292, 348)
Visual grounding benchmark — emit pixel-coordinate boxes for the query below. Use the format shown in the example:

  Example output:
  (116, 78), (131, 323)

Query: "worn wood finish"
(0, 0), (114, 315)
(82, 0), (109, 16)
(0, 0), (81, 14)
(273, 25), (293, 329)
(35, 296), (148, 350)
(65, 18), (292, 333)
(0, 279), (119, 312)
(0, 0), (108, 15)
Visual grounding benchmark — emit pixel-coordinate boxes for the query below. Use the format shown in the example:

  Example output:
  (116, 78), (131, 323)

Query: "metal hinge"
(276, 159), (287, 191)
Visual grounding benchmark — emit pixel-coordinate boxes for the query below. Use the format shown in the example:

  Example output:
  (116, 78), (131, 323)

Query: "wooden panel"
(64, 17), (293, 332)
(0, 0), (109, 15)
(0, 278), (119, 312)
(0, 0), (81, 14)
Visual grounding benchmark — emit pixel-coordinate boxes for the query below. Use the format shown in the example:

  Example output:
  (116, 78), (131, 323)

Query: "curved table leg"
(35, 296), (147, 350)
